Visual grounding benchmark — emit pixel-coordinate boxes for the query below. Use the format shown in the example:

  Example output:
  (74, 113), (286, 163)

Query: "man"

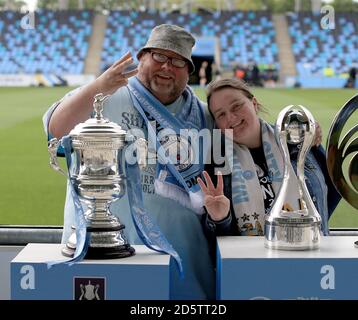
(43, 24), (215, 300)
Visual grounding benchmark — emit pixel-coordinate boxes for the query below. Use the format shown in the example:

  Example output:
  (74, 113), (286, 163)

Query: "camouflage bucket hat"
(137, 24), (196, 73)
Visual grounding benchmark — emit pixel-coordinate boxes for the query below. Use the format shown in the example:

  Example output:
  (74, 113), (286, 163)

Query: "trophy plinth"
(265, 105), (321, 250)
(61, 225), (135, 260)
(265, 213), (320, 250)
(49, 93), (138, 259)
(84, 224), (135, 259)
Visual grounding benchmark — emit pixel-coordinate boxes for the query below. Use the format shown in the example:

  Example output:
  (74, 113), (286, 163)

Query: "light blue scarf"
(128, 77), (208, 214)
(47, 136), (89, 267)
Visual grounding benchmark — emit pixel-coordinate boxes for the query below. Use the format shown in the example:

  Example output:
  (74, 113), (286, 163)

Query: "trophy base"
(61, 225), (136, 259)
(62, 244), (136, 259)
(85, 244), (135, 259)
(264, 220), (320, 250)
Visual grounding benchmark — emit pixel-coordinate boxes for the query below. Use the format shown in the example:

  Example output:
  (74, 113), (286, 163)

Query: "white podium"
(11, 243), (170, 300)
(217, 236), (358, 300)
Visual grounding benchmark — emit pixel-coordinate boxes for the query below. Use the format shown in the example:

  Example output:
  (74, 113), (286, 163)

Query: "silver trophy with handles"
(48, 93), (146, 259)
(265, 105), (321, 250)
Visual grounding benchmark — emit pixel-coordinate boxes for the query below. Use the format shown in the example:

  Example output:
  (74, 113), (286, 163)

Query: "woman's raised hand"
(96, 52), (138, 95)
(197, 171), (230, 221)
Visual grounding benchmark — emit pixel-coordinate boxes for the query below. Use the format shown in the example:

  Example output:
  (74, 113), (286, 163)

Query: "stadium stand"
(0, 10), (93, 74)
(0, 9), (356, 88)
(101, 10), (279, 72)
(287, 12), (358, 87)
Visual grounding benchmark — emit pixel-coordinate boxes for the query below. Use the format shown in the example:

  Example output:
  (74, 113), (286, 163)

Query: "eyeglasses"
(150, 51), (187, 68)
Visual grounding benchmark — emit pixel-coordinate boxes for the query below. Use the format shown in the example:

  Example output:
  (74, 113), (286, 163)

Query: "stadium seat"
(101, 10), (279, 71)
(0, 10), (93, 74)
(287, 12), (357, 78)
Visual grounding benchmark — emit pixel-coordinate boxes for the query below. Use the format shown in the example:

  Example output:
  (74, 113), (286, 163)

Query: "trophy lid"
(70, 93), (127, 139)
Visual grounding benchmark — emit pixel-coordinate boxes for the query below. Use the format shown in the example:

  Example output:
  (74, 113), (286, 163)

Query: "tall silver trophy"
(265, 105), (321, 250)
(48, 93), (146, 259)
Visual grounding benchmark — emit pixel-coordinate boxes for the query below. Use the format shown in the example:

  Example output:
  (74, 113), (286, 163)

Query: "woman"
(198, 78), (340, 240)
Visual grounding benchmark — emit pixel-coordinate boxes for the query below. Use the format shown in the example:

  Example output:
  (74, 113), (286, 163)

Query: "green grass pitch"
(0, 86), (357, 228)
